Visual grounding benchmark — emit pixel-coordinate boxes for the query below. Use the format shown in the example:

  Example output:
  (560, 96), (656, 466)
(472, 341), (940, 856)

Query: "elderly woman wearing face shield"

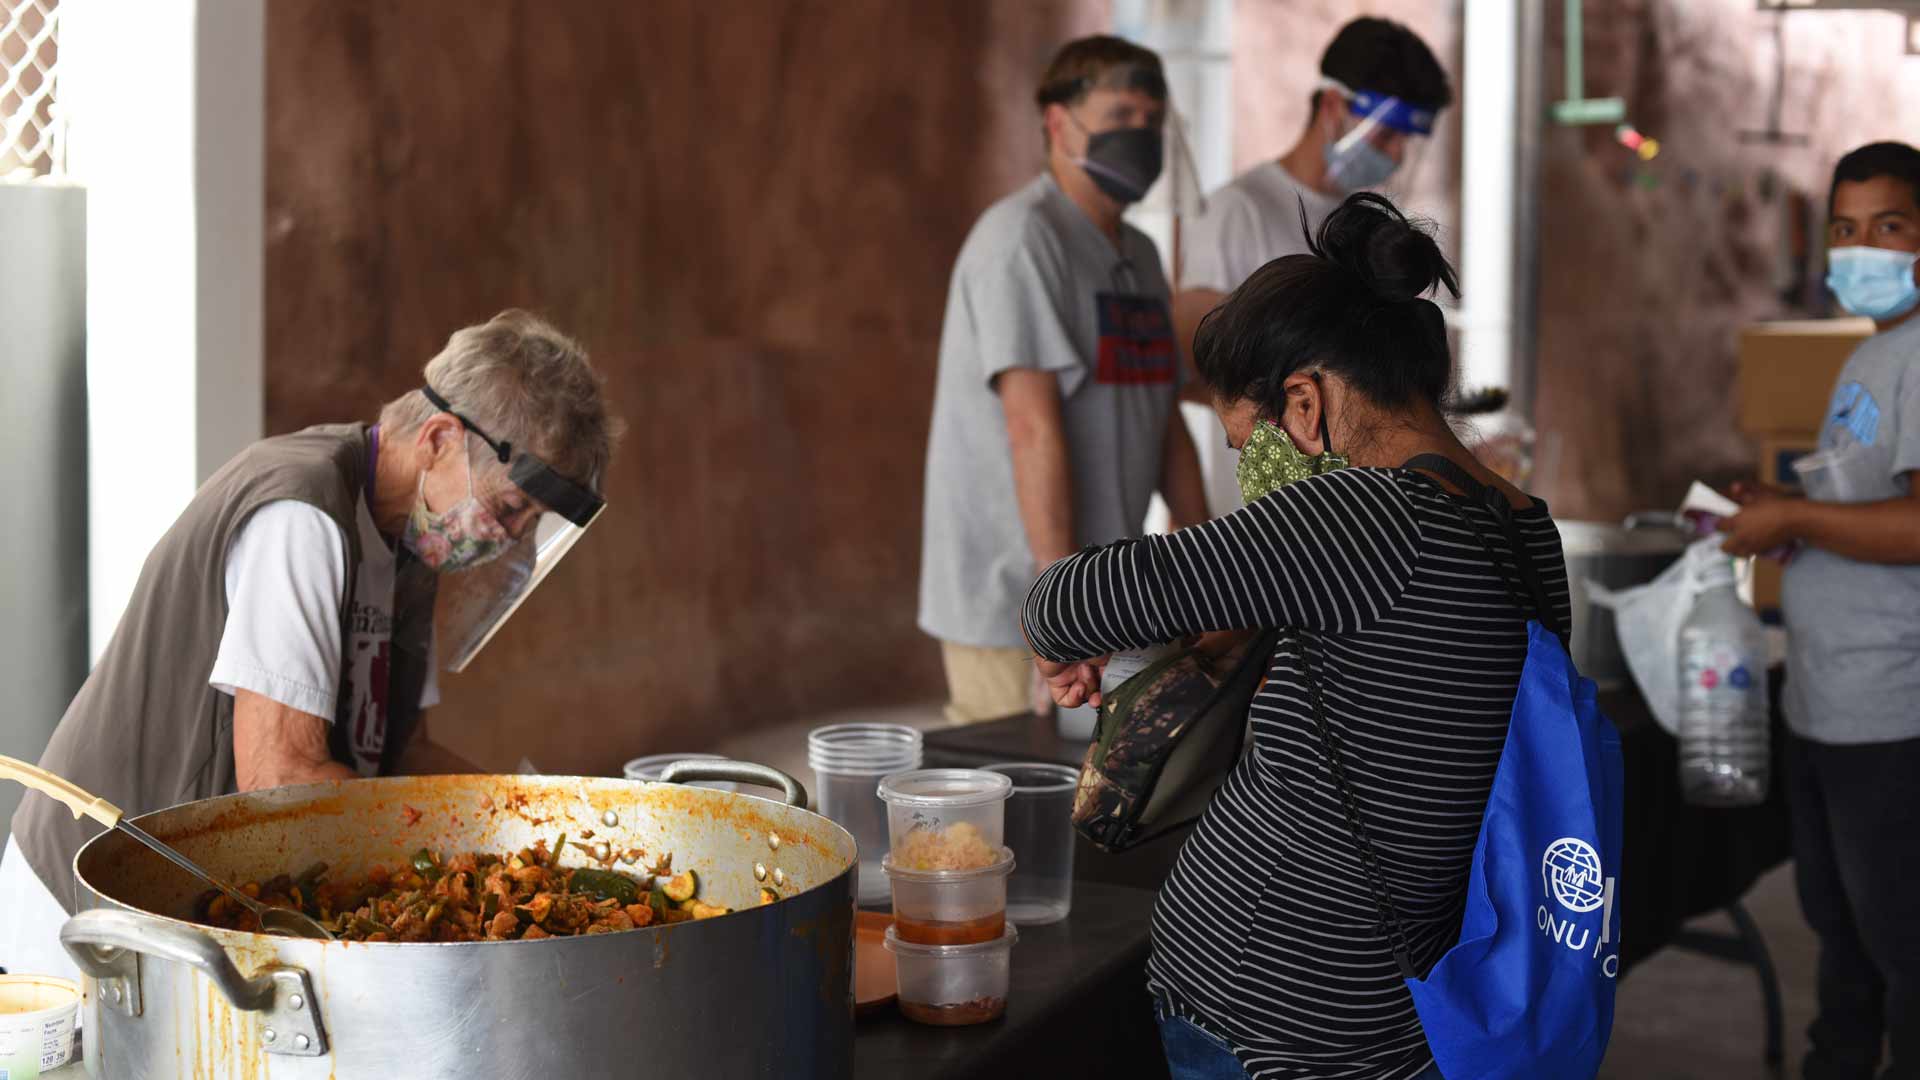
(0, 310), (621, 979)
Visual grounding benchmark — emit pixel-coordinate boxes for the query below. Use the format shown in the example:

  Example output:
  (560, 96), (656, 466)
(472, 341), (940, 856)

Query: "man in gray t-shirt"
(1721, 142), (1920, 1078)
(919, 36), (1206, 725)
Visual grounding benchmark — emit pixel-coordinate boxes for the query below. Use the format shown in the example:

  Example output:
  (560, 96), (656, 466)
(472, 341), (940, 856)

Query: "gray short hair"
(379, 310), (623, 490)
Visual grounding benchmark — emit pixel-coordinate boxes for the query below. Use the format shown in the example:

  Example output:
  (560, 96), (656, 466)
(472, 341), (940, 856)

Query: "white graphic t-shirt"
(210, 498), (438, 775)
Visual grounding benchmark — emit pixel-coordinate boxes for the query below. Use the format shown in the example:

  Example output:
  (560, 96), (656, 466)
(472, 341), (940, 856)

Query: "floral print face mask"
(1235, 419), (1348, 503)
(402, 447), (513, 573)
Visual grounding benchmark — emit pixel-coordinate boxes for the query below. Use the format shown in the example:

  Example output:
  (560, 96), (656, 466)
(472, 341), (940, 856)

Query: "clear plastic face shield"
(1041, 63), (1177, 206)
(1315, 76), (1437, 196)
(418, 386), (606, 672)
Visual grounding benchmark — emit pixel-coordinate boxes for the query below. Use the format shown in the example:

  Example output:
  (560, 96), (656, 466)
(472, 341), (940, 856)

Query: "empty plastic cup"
(809, 723), (924, 906)
(982, 762), (1079, 924)
(1792, 446), (1874, 504)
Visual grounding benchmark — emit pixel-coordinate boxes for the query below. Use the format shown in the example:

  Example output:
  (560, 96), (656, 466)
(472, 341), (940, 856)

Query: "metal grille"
(1, 0), (61, 181)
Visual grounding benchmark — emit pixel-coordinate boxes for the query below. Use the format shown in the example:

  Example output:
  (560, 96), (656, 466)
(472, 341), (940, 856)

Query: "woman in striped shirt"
(1023, 193), (1570, 1080)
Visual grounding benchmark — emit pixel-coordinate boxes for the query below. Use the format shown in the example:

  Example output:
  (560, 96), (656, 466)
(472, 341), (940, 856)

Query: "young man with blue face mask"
(1172, 17), (1451, 515)
(1721, 141), (1920, 1080)
(919, 36), (1208, 726)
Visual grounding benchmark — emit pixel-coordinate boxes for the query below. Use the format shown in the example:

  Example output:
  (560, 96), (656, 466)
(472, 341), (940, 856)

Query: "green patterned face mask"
(1235, 420), (1349, 503)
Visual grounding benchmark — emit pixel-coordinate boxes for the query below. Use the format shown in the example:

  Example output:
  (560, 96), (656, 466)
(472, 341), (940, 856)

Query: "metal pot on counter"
(61, 763), (856, 1078)
(1556, 514), (1692, 689)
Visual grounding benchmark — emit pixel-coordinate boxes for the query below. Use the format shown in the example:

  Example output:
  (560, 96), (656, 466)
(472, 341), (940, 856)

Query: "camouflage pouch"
(1072, 628), (1279, 853)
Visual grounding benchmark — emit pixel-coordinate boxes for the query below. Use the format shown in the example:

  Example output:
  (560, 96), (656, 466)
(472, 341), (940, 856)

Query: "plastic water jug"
(1677, 559), (1769, 806)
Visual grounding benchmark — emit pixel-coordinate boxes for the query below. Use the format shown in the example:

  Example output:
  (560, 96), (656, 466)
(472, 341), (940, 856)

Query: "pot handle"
(60, 908), (328, 1057)
(658, 759), (809, 807)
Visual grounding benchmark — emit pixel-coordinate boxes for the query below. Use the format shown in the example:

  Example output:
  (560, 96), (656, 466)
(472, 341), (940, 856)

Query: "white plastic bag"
(1585, 537), (1729, 736)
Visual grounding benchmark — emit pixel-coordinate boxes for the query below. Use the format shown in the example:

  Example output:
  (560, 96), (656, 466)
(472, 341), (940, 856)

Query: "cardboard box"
(1737, 318), (1873, 435)
(1756, 434), (1820, 489)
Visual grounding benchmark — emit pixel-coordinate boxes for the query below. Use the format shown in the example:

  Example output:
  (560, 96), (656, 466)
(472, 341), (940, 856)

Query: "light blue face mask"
(1323, 137), (1399, 193)
(1827, 246), (1920, 320)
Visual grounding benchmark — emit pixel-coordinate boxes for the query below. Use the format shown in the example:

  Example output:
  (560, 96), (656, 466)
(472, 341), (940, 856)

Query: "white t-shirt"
(1180, 161), (1343, 293)
(208, 498), (438, 776)
(1178, 162), (1344, 517)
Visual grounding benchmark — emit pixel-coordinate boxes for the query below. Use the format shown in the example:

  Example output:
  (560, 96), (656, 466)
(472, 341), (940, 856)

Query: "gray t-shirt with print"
(1781, 315), (1920, 744)
(919, 172), (1180, 649)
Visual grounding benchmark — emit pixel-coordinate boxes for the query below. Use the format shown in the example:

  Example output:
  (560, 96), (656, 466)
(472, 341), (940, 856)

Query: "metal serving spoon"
(0, 755), (334, 941)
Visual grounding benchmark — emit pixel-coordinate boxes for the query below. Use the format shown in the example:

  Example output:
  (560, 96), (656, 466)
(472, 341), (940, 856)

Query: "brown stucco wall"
(265, 1), (1108, 774)
(266, 1), (1920, 773)
(1234, 3), (1920, 522)
(1531, 1), (1920, 520)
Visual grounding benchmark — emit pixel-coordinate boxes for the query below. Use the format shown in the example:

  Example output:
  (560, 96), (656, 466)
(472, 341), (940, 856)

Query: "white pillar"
(60, 0), (264, 659)
(1459, 0), (1520, 396)
(1115, 0), (1237, 526)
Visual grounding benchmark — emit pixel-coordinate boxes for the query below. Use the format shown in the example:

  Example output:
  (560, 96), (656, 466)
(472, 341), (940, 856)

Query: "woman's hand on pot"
(1034, 654), (1108, 709)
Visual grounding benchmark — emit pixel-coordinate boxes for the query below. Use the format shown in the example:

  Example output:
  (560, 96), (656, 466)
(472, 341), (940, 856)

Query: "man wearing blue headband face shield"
(1719, 142), (1920, 1080)
(1173, 18), (1450, 517)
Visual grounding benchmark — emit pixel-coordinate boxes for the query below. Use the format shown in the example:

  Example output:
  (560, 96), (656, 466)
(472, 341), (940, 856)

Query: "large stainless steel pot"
(63, 763), (857, 1078)
(1556, 516), (1691, 689)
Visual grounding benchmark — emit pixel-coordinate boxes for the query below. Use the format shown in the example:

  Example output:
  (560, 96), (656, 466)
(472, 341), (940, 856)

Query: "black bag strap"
(1288, 630), (1419, 980)
(1401, 453), (1565, 645)
(1293, 455), (1565, 981)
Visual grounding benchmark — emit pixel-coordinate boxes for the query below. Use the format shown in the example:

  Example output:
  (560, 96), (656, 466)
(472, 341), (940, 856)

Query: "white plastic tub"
(0, 974), (79, 1077)
(877, 769), (1012, 870)
(883, 923), (1018, 1027)
(883, 847), (1014, 945)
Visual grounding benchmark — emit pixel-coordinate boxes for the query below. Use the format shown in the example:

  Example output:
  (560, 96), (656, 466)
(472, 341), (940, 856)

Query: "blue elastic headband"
(1347, 89), (1436, 136)
(1320, 77), (1438, 137)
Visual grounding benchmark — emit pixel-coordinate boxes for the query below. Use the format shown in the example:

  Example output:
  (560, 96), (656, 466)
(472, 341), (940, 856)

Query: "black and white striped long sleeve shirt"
(1024, 466), (1571, 1080)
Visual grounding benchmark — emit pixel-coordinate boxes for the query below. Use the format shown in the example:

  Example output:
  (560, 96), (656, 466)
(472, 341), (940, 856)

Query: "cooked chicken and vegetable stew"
(197, 835), (776, 942)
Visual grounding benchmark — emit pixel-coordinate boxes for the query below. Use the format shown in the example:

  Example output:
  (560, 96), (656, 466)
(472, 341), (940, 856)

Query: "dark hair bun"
(1311, 192), (1458, 305)
(1192, 190), (1461, 418)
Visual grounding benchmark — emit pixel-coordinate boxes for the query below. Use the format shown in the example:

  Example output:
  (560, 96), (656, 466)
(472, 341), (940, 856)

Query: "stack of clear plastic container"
(807, 724), (923, 906)
(879, 769), (1018, 1026)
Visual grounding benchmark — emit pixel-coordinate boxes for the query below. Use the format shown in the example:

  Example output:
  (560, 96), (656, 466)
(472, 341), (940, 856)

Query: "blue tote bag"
(1304, 456), (1625, 1080)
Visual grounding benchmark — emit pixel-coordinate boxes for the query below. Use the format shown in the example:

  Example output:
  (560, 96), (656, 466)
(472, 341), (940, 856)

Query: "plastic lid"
(877, 769), (1014, 809)
(881, 847), (1016, 883)
(882, 921), (1019, 957)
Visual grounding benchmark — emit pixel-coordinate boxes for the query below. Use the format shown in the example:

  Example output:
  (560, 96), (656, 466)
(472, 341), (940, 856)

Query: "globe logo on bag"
(1541, 837), (1606, 913)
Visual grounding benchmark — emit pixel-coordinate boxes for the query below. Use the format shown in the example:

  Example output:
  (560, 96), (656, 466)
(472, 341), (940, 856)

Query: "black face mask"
(1078, 126), (1164, 204)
